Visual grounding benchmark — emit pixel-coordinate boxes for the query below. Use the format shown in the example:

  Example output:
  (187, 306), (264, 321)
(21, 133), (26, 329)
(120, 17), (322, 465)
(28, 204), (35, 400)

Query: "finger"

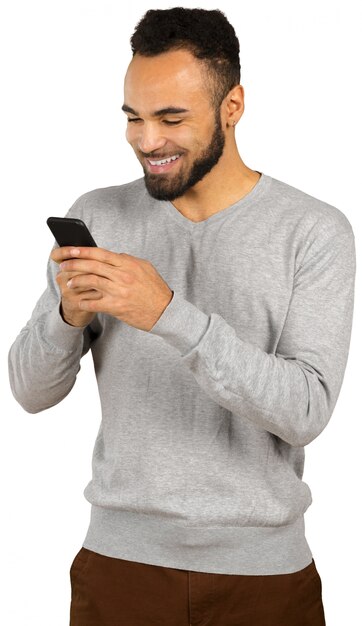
(62, 246), (135, 267)
(78, 297), (106, 313)
(73, 289), (103, 299)
(50, 246), (110, 263)
(59, 258), (115, 280)
(56, 270), (102, 296)
(50, 247), (82, 263)
(67, 283), (103, 296)
(58, 269), (86, 279)
(56, 269), (91, 286)
(67, 273), (111, 292)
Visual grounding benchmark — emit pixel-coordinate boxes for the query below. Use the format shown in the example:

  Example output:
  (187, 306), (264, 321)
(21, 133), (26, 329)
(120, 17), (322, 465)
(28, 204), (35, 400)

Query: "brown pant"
(69, 547), (326, 626)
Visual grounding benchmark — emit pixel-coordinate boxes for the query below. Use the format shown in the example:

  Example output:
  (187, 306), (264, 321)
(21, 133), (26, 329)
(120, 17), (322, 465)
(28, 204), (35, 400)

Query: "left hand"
(50, 246), (174, 332)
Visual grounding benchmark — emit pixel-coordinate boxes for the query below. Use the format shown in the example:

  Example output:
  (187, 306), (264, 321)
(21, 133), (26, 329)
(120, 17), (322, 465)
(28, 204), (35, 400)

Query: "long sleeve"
(8, 197), (102, 414)
(149, 224), (356, 447)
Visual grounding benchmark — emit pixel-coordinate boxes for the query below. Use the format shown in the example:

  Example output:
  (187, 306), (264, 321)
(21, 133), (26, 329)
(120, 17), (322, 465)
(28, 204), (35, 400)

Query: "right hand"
(51, 247), (102, 327)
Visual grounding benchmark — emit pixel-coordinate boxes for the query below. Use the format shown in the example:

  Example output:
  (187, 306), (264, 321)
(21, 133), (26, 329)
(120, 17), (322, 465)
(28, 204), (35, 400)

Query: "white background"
(1, 1), (361, 624)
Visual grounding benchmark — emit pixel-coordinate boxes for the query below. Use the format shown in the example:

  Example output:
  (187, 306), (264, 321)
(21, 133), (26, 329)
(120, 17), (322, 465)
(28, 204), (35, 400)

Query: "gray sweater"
(8, 172), (356, 575)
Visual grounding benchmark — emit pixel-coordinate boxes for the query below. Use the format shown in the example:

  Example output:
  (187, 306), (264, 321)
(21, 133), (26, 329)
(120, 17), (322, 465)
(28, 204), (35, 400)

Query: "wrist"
(59, 302), (87, 328)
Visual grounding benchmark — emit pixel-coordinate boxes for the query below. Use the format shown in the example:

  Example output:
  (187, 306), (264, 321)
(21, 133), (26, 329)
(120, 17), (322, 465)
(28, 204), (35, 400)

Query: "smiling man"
(121, 46), (260, 215)
(8, 7), (355, 626)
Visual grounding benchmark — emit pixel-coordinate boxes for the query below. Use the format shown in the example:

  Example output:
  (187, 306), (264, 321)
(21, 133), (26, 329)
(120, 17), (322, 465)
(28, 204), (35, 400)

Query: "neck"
(170, 142), (261, 221)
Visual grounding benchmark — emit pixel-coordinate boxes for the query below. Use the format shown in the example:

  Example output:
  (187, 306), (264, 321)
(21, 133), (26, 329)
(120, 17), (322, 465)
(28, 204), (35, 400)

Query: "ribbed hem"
(82, 505), (313, 575)
(43, 304), (85, 352)
(149, 290), (211, 355)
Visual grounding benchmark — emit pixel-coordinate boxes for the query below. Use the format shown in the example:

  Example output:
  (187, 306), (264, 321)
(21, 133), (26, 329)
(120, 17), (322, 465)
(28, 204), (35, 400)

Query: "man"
(8, 7), (355, 626)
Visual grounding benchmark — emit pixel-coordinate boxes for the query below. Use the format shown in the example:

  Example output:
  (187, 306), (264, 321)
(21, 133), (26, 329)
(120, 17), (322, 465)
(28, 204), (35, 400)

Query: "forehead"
(123, 49), (209, 111)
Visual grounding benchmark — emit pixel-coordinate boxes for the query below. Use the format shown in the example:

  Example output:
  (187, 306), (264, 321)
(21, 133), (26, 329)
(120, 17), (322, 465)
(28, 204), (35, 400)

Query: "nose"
(136, 122), (168, 155)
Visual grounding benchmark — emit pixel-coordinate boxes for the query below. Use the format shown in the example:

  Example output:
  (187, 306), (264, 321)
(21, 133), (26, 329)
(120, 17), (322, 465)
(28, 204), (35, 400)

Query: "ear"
(224, 84), (244, 127)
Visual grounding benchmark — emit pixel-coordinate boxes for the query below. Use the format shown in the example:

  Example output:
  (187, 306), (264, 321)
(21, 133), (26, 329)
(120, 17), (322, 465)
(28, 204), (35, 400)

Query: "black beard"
(142, 109), (225, 201)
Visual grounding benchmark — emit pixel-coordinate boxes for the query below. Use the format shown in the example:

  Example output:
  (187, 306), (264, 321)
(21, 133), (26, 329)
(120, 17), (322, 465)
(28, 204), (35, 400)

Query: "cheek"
(125, 126), (135, 144)
(173, 127), (191, 144)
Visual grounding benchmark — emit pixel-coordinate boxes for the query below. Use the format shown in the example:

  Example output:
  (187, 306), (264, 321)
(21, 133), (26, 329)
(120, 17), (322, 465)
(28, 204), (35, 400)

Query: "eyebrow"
(122, 104), (190, 117)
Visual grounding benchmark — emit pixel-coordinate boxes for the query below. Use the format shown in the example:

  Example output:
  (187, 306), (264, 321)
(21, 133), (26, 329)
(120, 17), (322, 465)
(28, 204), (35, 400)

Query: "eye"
(126, 118), (181, 125)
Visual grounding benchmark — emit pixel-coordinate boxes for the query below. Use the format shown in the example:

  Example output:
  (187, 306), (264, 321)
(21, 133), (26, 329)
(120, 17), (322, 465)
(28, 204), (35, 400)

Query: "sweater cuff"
(43, 304), (86, 352)
(149, 290), (211, 355)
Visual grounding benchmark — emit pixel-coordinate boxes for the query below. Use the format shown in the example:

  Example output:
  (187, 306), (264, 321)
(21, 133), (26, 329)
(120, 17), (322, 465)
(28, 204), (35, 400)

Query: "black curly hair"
(129, 7), (241, 113)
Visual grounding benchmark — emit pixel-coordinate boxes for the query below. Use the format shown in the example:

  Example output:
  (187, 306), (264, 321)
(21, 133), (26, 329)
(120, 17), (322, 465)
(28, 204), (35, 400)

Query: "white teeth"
(148, 154), (180, 166)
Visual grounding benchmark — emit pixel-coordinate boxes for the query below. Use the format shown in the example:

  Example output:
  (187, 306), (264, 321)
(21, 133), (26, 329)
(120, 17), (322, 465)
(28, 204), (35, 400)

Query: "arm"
(8, 198), (101, 413)
(149, 222), (356, 447)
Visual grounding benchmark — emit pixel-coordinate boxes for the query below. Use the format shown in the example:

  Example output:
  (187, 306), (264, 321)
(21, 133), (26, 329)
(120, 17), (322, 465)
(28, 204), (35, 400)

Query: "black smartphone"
(47, 217), (97, 247)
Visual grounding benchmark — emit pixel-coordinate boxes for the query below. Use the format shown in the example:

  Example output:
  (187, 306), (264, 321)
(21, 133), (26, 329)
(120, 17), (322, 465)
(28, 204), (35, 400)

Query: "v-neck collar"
(155, 171), (271, 233)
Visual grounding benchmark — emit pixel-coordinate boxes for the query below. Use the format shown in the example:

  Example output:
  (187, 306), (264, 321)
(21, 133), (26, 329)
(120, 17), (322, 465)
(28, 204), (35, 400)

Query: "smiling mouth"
(145, 154), (183, 173)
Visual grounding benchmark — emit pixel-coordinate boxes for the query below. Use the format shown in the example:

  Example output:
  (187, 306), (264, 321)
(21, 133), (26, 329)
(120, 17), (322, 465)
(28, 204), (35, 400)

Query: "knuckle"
(55, 272), (63, 285)
(120, 286), (131, 298)
(121, 271), (134, 285)
(119, 252), (134, 266)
